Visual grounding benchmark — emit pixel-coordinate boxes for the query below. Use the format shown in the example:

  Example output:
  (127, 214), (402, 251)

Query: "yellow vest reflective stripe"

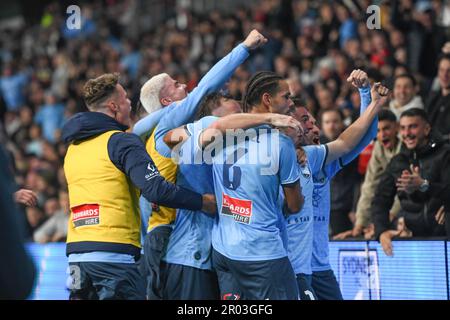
(146, 127), (178, 231)
(65, 130), (141, 255)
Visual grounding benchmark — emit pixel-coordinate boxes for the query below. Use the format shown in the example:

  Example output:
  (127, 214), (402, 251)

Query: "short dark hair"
(437, 53), (450, 66)
(394, 73), (417, 87)
(83, 73), (119, 110)
(378, 109), (397, 123)
(400, 108), (430, 124)
(242, 71), (283, 113)
(195, 92), (232, 120)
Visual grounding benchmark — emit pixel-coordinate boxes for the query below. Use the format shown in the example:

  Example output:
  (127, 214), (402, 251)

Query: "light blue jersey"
(163, 116), (218, 270)
(132, 43), (250, 233)
(286, 145), (327, 275)
(311, 86), (376, 272)
(311, 160), (342, 271)
(153, 43), (250, 159)
(211, 127), (300, 261)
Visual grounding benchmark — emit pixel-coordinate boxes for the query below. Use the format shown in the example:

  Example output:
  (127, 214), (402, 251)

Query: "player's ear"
(161, 97), (172, 106)
(262, 92), (271, 108)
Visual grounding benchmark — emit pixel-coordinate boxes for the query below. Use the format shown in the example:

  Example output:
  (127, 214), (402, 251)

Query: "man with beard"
(372, 108), (450, 256)
(334, 109), (402, 240)
(286, 70), (389, 299)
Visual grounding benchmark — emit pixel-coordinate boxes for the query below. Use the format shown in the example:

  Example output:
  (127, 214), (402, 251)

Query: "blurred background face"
(394, 77), (415, 106)
(399, 116), (431, 150)
(438, 58), (450, 90)
(317, 88), (334, 110)
(321, 110), (344, 140)
(377, 120), (398, 150)
(44, 198), (60, 216)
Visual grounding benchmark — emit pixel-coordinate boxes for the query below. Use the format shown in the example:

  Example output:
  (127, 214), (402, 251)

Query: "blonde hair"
(140, 73), (169, 114)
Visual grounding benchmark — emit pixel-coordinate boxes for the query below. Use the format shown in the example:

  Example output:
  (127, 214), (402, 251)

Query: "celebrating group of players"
(62, 29), (389, 300)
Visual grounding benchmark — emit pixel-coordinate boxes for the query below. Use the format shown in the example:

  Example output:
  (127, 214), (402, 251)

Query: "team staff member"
(63, 73), (216, 300)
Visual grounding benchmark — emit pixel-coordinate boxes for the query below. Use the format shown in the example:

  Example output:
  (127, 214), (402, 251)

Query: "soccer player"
(294, 70), (388, 300)
(160, 93), (301, 299)
(210, 71), (304, 300)
(287, 70), (388, 300)
(133, 30), (268, 299)
(62, 73), (216, 300)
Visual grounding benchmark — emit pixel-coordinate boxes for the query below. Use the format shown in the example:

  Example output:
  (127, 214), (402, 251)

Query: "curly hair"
(83, 73), (119, 110)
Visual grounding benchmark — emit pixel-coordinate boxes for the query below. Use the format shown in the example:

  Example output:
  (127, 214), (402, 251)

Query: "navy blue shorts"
(311, 269), (343, 300)
(68, 261), (145, 300)
(296, 273), (318, 300)
(161, 262), (220, 300)
(142, 226), (172, 300)
(212, 249), (299, 300)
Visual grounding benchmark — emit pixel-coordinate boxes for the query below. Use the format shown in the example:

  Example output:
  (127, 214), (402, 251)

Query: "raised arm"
(108, 132), (216, 214)
(341, 69), (377, 165)
(325, 83), (388, 165)
(199, 113), (301, 148)
(132, 104), (177, 140)
(163, 113), (301, 150)
(155, 30), (267, 140)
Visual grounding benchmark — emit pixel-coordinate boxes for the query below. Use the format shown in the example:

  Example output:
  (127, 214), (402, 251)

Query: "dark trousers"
(311, 269), (343, 300)
(296, 273), (318, 300)
(68, 261), (145, 300)
(142, 226), (172, 300)
(162, 263), (220, 300)
(212, 249), (299, 300)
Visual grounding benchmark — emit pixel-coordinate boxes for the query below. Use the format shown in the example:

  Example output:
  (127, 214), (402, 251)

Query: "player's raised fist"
(243, 29), (268, 50)
(346, 69), (369, 89)
(370, 82), (389, 104)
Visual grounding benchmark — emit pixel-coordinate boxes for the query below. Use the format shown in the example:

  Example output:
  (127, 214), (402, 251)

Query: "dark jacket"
(426, 91), (450, 143)
(372, 132), (450, 239)
(0, 145), (36, 299)
(62, 112), (203, 211)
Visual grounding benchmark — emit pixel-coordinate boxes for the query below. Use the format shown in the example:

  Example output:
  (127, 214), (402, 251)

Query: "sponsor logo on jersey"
(145, 162), (160, 181)
(221, 193), (252, 224)
(71, 204), (100, 227)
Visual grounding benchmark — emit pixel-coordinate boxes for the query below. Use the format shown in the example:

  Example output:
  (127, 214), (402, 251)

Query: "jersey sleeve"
(278, 134), (301, 185)
(303, 144), (328, 175)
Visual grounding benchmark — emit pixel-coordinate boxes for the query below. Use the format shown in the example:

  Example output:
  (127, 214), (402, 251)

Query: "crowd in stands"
(0, 0), (449, 245)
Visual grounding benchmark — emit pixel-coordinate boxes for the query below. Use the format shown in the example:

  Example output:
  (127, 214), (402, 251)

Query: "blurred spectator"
(389, 74), (424, 119)
(34, 92), (66, 143)
(0, 64), (29, 112)
(334, 110), (402, 240)
(425, 54), (450, 142)
(319, 109), (361, 236)
(33, 190), (69, 243)
(391, 0), (448, 81)
(372, 108), (450, 256)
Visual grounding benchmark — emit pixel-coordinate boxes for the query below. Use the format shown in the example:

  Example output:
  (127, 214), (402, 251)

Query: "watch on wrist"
(419, 179), (429, 192)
